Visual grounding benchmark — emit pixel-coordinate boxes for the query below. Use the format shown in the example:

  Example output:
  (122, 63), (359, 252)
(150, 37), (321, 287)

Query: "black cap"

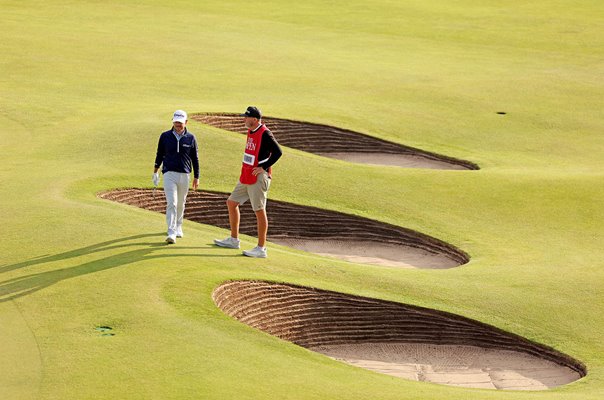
(240, 106), (262, 119)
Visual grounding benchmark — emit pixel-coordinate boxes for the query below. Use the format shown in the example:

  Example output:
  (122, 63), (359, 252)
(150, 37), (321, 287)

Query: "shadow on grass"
(0, 233), (160, 275)
(0, 233), (239, 303)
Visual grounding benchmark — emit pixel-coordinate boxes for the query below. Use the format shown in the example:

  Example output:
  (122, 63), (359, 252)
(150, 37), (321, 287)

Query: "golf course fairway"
(1, 0), (602, 399)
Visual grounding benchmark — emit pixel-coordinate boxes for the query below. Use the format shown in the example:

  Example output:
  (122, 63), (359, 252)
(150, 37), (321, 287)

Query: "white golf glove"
(152, 172), (160, 187)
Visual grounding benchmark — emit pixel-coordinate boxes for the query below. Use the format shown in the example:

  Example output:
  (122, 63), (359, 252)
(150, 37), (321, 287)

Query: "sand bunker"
(99, 189), (468, 269)
(192, 113), (478, 170)
(275, 239), (458, 269)
(213, 281), (585, 390)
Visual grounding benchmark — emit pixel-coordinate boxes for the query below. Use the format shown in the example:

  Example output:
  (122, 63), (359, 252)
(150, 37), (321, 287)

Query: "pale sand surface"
(310, 343), (581, 390)
(318, 152), (470, 170)
(272, 239), (459, 269)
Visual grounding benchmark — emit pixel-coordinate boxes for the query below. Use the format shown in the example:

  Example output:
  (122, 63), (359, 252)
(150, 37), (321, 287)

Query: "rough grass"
(0, 0), (603, 399)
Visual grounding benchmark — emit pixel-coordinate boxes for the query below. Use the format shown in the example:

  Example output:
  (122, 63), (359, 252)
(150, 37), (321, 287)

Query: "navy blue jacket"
(154, 129), (200, 178)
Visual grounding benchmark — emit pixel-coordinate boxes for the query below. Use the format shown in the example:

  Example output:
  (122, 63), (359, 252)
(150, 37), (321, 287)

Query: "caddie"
(153, 110), (200, 244)
(214, 106), (282, 258)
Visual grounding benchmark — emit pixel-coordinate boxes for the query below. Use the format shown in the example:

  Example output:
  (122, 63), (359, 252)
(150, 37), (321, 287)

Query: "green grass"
(1, 0), (603, 398)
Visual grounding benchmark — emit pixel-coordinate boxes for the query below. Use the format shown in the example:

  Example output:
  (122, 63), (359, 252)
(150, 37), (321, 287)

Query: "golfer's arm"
(154, 135), (165, 173)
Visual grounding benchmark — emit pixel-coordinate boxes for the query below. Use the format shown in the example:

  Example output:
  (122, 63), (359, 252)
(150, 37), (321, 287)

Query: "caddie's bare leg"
(227, 199), (240, 239)
(255, 209), (268, 248)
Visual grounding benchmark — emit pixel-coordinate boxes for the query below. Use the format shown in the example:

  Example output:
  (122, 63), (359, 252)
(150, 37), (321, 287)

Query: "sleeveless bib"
(240, 124), (267, 184)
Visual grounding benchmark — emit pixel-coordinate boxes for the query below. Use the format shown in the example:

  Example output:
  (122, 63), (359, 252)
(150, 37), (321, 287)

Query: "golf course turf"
(1, 0), (603, 399)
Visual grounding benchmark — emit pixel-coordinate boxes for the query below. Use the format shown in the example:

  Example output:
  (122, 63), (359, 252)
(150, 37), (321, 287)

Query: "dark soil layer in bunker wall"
(99, 189), (469, 267)
(212, 280), (586, 379)
(192, 113), (479, 170)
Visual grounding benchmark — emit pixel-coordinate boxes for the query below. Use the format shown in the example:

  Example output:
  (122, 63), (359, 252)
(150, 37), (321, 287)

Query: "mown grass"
(1, 0), (603, 399)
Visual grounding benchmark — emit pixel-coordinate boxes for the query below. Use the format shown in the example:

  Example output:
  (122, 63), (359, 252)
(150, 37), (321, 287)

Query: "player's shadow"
(0, 233), (236, 303)
(0, 233), (160, 275)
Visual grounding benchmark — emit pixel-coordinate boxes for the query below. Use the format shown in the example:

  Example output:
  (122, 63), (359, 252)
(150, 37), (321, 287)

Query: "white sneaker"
(243, 246), (267, 258)
(214, 237), (240, 249)
(165, 234), (176, 244)
(176, 227), (184, 238)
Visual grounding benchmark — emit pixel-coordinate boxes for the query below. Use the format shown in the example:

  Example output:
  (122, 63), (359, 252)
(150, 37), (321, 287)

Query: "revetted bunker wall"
(192, 113), (479, 170)
(212, 280), (586, 377)
(99, 189), (469, 266)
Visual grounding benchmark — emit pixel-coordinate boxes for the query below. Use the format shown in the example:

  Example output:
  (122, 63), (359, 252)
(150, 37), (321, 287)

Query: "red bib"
(240, 124), (267, 184)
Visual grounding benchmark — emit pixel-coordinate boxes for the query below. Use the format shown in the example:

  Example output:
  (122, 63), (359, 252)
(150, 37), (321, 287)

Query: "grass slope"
(1, 0), (603, 399)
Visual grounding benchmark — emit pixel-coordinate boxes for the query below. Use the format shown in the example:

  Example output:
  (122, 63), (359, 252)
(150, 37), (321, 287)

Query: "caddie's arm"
(257, 131), (283, 172)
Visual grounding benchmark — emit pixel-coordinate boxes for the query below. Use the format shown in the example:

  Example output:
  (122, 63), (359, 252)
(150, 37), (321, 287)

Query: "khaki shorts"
(228, 171), (271, 211)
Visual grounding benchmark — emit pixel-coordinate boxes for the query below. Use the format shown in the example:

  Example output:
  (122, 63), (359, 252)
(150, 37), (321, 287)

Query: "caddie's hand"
(152, 172), (160, 187)
(192, 178), (199, 190)
(252, 167), (264, 176)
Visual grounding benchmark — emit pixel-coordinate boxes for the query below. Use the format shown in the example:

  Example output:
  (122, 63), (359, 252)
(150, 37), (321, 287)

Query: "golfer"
(153, 110), (200, 244)
(214, 106), (282, 258)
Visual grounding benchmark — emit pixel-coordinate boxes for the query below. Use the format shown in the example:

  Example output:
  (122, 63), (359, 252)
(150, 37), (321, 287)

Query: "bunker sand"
(213, 281), (585, 390)
(275, 239), (458, 269)
(313, 343), (581, 390)
(99, 189), (468, 269)
(192, 113), (478, 170)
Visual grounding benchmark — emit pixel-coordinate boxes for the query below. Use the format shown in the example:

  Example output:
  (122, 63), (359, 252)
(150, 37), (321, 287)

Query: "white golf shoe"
(214, 237), (240, 249)
(165, 234), (176, 244)
(243, 246), (267, 258)
(176, 227), (184, 238)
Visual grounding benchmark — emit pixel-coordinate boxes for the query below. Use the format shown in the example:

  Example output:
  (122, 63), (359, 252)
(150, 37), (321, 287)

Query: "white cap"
(172, 110), (187, 123)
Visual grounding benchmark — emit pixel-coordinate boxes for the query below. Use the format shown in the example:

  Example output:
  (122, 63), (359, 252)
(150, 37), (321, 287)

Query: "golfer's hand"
(252, 167), (264, 176)
(152, 172), (160, 187)
(192, 178), (199, 190)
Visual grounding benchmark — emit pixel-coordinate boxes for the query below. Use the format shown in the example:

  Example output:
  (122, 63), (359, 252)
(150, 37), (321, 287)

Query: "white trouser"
(163, 171), (190, 236)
